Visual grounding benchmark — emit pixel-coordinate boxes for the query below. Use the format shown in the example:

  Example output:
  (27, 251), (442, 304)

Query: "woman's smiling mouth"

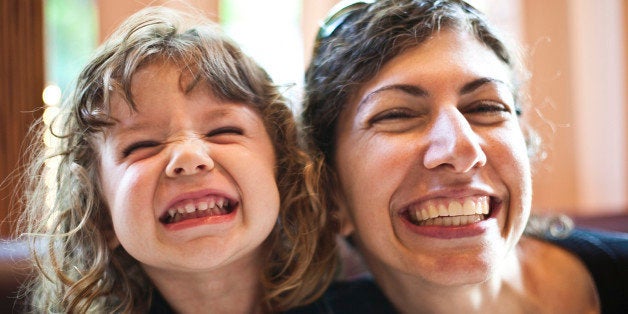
(405, 196), (494, 227)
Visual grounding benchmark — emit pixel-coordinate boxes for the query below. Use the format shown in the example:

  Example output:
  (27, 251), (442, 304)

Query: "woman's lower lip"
(401, 217), (493, 239)
(164, 208), (237, 231)
(400, 202), (501, 239)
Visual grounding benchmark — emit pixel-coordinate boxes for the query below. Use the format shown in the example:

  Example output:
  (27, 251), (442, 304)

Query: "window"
(220, 0), (305, 112)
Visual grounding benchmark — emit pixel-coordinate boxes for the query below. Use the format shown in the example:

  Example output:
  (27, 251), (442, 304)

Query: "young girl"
(19, 7), (336, 313)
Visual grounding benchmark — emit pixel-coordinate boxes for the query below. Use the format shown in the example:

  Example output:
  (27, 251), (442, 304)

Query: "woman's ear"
(327, 167), (355, 236)
(338, 208), (355, 236)
(334, 195), (355, 236)
(520, 112), (545, 167)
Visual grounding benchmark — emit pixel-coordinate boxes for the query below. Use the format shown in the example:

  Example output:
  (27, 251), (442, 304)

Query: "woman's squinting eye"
(464, 100), (513, 124)
(368, 108), (418, 124)
(122, 140), (160, 157)
(470, 100), (511, 113)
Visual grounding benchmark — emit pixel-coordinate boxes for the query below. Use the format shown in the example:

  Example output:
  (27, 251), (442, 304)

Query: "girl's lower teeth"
(168, 207), (230, 224)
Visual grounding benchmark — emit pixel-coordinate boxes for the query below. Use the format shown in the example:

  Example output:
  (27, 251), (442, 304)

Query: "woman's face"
(333, 29), (532, 287)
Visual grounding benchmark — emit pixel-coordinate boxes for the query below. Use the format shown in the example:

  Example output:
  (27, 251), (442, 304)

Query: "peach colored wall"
(522, 0), (627, 215)
(521, 0), (578, 213)
(568, 0), (626, 214)
(302, 0), (338, 67)
(96, 0), (219, 43)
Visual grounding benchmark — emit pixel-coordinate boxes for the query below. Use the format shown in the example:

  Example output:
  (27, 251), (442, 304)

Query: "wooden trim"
(0, 0), (44, 237)
(624, 0), (628, 206)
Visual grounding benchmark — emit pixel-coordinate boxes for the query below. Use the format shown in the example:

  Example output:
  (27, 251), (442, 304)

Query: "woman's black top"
(286, 228), (628, 314)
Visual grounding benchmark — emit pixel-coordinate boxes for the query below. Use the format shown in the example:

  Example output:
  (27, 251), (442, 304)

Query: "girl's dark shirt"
(285, 228), (628, 314)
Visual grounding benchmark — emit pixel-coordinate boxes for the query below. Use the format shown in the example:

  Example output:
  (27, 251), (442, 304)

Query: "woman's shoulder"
(542, 228), (628, 267)
(284, 277), (397, 314)
(538, 228), (628, 313)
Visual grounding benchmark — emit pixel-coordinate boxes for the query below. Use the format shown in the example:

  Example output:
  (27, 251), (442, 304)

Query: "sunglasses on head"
(316, 0), (376, 41)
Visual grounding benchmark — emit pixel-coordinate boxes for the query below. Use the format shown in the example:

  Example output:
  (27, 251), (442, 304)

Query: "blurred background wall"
(1, 0), (626, 237)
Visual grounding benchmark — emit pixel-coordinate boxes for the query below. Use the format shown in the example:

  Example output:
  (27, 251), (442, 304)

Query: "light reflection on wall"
(220, 0), (305, 112)
(41, 84), (62, 211)
(44, 0), (96, 213)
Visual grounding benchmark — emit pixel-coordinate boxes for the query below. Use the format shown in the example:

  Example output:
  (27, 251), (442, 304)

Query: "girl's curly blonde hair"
(19, 6), (337, 313)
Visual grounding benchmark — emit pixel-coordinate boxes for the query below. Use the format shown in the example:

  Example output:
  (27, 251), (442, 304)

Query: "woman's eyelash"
(369, 109), (416, 124)
(470, 101), (510, 113)
(122, 141), (160, 157)
(206, 126), (244, 137)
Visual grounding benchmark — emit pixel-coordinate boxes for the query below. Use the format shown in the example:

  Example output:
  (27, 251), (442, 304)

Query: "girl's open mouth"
(160, 196), (237, 224)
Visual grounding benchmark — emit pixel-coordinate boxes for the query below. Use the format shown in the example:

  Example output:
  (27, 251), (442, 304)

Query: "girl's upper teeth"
(198, 202), (208, 211)
(167, 197), (230, 218)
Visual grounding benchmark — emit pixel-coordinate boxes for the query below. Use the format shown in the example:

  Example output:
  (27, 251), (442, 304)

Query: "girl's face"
(333, 29), (532, 287)
(97, 62), (279, 277)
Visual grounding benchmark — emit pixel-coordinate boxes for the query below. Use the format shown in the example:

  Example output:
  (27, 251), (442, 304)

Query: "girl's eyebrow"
(103, 119), (165, 142)
(114, 121), (156, 133)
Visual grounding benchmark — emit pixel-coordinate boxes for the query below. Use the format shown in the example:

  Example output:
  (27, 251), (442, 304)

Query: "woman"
(297, 0), (627, 313)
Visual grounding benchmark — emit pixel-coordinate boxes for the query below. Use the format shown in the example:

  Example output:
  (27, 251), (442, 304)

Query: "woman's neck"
(371, 238), (599, 313)
(377, 252), (525, 313)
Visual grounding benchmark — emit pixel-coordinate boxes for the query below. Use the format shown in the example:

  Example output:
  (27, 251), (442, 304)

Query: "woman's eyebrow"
(459, 77), (511, 95)
(357, 78), (513, 112)
(358, 84), (428, 111)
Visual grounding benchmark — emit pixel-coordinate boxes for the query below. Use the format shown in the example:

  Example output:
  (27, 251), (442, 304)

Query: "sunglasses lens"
(316, 0), (375, 40)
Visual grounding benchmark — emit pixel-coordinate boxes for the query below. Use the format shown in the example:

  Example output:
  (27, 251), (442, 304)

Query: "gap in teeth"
(410, 196), (490, 223)
(167, 197), (231, 219)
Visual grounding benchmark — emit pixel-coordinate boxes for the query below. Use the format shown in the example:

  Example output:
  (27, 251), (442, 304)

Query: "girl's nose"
(423, 109), (487, 172)
(165, 139), (214, 177)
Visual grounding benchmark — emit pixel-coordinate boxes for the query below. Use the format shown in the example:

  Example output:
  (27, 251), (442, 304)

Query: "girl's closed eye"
(121, 140), (161, 158)
(206, 126), (244, 137)
(206, 126), (245, 144)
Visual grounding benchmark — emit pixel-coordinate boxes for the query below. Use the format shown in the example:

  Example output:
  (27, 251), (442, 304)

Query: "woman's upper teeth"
(410, 196), (489, 222)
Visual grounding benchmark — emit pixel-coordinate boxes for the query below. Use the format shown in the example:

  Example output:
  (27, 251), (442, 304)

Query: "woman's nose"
(165, 139), (214, 177)
(423, 109), (487, 172)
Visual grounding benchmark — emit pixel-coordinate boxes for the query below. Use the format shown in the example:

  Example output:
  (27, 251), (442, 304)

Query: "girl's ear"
(106, 230), (120, 250)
